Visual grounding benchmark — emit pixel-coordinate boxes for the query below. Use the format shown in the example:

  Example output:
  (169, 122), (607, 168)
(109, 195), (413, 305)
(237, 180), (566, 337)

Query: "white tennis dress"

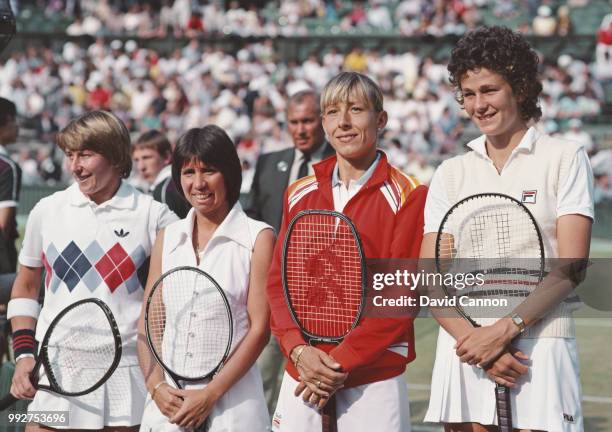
(139, 203), (271, 432)
(423, 128), (594, 431)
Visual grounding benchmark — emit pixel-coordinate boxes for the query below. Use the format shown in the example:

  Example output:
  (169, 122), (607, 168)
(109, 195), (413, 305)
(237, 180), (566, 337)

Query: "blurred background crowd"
(1, 0), (611, 204)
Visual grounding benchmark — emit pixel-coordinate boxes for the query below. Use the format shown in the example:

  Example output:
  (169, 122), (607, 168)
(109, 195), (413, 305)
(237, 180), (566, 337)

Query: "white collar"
(150, 165), (172, 191)
(0, 146), (9, 157)
(332, 152), (381, 187)
(466, 126), (540, 159)
(166, 201), (254, 254)
(68, 180), (137, 210)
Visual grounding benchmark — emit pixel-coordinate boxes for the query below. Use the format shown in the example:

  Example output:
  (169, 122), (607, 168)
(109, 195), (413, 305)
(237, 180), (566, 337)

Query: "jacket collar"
(313, 150), (391, 205)
(166, 201), (254, 254)
(331, 152), (380, 188)
(68, 180), (136, 210)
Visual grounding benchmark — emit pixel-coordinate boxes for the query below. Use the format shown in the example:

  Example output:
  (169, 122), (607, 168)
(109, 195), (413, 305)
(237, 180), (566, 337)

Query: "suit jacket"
(244, 143), (335, 232)
(152, 177), (191, 219)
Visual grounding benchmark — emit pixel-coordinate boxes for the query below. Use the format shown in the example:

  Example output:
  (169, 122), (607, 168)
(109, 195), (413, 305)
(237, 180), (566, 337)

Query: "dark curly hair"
(447, 26), (543, 122)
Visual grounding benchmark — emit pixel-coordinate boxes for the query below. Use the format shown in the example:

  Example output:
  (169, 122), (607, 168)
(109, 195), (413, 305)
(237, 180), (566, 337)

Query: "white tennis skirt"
(29, 361), (147, 429)
(139, 364), (269, 432)
(424, 327), (583, 432)
(272, 372), (411, 432)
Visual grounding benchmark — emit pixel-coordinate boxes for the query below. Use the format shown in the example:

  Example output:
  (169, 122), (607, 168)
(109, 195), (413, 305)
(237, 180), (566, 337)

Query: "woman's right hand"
(292, 346), (347, 398)
(152, 383), (183, 419)
(483, 346), (529, 388)
(10, 357), (36, 399)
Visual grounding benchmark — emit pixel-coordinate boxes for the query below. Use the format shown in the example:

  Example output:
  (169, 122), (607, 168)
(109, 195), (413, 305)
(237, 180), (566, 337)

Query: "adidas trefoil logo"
(114, 228), (129, 238)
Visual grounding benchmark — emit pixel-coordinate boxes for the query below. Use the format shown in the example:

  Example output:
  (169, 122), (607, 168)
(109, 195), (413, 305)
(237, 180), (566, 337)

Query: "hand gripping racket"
(435, 193), (545, 432)
(144, 266), (233, 430)
(0, 298), (122, 410)
(282, 210), (367, 432)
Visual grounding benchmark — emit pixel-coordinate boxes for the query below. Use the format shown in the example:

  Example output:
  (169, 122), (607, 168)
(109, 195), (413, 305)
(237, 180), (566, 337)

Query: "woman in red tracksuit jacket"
(267, 71), (428, 432)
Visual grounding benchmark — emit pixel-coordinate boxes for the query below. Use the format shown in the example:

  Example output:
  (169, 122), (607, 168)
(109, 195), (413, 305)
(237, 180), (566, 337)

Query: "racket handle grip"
(495, 383), (513, 432)
(321, 395), (337, 432)
(0, 393), (18, 411)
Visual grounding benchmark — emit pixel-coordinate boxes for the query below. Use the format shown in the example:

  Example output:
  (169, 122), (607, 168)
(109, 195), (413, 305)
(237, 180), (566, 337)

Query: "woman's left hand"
(454, 319), (516, 366)
(167, 386), (219, 430)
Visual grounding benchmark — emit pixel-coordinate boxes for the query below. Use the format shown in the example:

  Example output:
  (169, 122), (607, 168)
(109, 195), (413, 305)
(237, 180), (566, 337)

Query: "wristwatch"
(509, 313), (526, 333)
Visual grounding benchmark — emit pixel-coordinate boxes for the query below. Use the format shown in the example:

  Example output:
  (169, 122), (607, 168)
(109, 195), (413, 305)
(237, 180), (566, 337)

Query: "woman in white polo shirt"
(137, 125), (274, 431)
(422, 26), (594, 431)
(7, 110), (178, 430)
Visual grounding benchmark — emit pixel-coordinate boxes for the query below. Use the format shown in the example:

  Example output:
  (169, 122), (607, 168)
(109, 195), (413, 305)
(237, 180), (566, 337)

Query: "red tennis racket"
(282, 210), (366, 432)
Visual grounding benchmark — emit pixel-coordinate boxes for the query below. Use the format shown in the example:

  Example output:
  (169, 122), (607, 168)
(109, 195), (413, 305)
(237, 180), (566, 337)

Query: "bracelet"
(150, 381), (166, 400)
(12, 329), (36, 358)
(7, 298), (41, 320)
(293, 345), (306, 368)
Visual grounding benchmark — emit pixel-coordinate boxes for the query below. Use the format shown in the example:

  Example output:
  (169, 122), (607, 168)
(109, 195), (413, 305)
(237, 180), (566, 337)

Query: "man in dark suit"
(245, 90), (334, 413)
(245, 90), (334, 232)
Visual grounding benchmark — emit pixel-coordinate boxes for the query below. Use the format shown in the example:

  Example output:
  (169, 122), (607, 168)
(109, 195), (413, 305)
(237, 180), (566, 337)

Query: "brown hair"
(132, 129), (172, 158)
(57, 110), (132, 178)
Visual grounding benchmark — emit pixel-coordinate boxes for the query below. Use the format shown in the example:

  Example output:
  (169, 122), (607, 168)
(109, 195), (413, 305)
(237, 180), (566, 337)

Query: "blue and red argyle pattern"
(42, 241), (147, 294)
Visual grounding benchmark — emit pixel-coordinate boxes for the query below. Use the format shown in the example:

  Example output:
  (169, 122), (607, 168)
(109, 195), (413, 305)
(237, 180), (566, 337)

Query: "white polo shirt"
(423, 128), (594, 338)
(424, 127), (594, 257)
(19, 181), (177, 360)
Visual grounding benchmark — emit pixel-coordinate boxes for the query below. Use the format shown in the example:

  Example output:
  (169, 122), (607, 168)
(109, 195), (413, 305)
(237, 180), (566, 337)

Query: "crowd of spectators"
(9, 0), (601, 38)
(0, 34), (608, 192)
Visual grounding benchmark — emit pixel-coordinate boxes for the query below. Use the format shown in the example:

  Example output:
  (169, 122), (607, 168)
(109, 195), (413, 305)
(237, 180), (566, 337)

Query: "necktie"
(297, 153), (310, 179)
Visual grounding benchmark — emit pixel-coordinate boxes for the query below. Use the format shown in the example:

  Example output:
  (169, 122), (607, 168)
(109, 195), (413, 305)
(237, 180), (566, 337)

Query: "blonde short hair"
(57, 110), (132, 178)
(320, 72), (384, 113)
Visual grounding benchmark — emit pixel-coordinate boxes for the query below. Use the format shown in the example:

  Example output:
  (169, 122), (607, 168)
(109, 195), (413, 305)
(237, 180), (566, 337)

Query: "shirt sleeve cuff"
(329, 342), (360, 372)
(557, 206), (594, 220)
(19, 254), (43, 268)
(279, 329), (307, 358)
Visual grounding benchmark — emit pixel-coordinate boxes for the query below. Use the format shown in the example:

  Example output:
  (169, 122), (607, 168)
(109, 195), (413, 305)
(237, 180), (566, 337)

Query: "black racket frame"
(144, 266), (233, 389)
(0, 298), (122, 410)
(435, 192), (545, 432)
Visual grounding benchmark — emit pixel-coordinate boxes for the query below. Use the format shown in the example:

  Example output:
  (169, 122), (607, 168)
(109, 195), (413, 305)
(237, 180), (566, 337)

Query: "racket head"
(435, 193), (545, 325)
(145, 266), (233, 384)
(37, 298), (122, 396)
(282, 210), (366, 344)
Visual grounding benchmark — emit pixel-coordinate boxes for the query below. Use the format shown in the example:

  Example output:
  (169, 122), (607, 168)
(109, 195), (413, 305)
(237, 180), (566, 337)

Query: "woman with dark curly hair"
(421, 26), (593, 431)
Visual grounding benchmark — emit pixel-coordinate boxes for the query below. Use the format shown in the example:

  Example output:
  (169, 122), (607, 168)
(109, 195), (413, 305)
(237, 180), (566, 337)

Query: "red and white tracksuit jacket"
(267, 152), (428, 387)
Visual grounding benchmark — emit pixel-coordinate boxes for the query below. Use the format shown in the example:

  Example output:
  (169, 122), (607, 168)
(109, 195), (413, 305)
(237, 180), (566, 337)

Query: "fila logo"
(563, 413), (575, 423)
(114, 228), (129, 238)
(522, 190), (537, 204)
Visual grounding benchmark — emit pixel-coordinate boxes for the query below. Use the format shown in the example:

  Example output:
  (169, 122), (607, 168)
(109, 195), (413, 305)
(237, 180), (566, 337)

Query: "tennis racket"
(0, 298), (122, 410)
(144, 266), (233, 430)
(435, 192), (545, 432)
(282, 210), (367, 432)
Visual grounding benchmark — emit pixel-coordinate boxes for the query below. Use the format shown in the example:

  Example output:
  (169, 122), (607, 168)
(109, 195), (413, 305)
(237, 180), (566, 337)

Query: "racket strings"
(437, 196), (543, 319)
(45, 303), (118, 393)
(147, 269), (231, 380)
(285, 214), (363, 339)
